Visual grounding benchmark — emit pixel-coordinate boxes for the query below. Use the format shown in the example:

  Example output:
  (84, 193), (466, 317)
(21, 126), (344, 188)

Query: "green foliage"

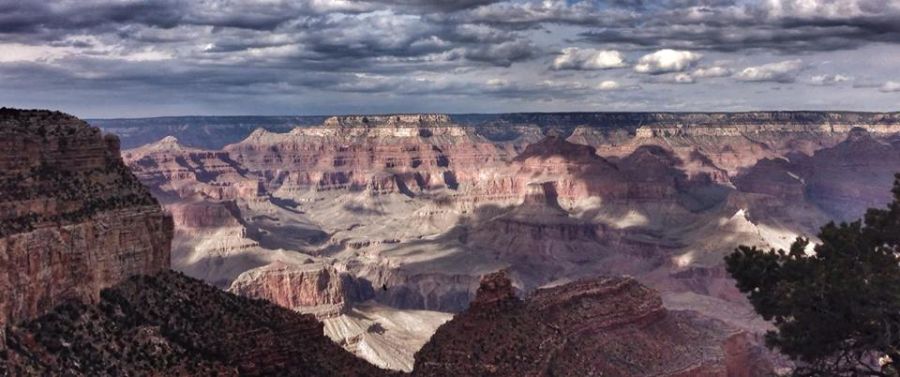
(726, 174), (900, 377)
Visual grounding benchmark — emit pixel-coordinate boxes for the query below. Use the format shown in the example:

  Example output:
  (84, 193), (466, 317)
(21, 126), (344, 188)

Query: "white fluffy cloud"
(881, 81), (900, 93)
(597, 80), (622, 90)
(810, 74), (851, 85)
(736, 60), (806, 83)
(764, 0), (897, 19)
(552, 48), (626, 70)
(634, 49), (701, 74)
(692, 66), (732, 78)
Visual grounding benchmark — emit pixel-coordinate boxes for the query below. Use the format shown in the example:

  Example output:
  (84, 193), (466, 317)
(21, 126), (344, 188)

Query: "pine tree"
(726, 174), (900, 377)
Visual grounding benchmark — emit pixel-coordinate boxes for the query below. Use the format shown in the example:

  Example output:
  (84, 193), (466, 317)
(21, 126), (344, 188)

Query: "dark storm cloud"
(447, 0), (900, 53)
(0, 1), (183, 36)
(358, 0), (505, 12)
(457, 39), (537, 66)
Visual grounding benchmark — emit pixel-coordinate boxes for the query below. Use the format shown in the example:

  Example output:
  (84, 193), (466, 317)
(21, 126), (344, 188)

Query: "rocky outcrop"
(122, 136), (262, 202)
(412, 271), (773, 377)
(228, 261), (374, 318)
(0, 109), (173, 328)
(0, 271), (396, 376)
(223, 115), (504, 197)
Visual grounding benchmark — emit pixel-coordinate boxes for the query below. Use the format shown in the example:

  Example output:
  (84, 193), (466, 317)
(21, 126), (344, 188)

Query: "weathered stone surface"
(0, 271), (397, 376)
(228, 261), (374, 318)
(412, 271), (773, 377)
(0, 109), (173, 328)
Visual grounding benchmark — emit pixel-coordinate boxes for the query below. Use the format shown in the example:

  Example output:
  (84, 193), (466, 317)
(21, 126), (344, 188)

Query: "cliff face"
(228, 261), (374, 318)
(0, 109), (173, 328)
(412, 271), (773, 377)
(223, 115), (502, 196)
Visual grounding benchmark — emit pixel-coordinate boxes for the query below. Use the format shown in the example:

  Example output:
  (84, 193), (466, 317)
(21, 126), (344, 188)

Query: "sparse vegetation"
(0, 110), (157, 237)
(1, 271), (396, 376)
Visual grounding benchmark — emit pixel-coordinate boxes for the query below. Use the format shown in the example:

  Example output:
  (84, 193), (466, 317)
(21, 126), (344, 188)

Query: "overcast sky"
(0, 0), (898, 118)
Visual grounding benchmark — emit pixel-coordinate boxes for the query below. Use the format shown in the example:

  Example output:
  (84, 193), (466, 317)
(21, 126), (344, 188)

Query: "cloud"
(692, 66), (732, 78)
(809, 73), (851, 85)
(736, 60), (807, 83)
(881, 81), (900, 93)
(551, 48), (626, 70)
(0, 0), (898, 116)
(634, 49), (701, 74)
(359, 0), (504, 11)
(459, 38), (536, 66)
(673, 73), (695, 84)
(597, 80), (621, 90)
(575, 0), (900, 53)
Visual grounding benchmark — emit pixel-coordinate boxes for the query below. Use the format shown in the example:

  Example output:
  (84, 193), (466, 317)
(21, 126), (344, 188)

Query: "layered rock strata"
(412, 271), (773, 377)
(228, 261), (374, 318)
(0, 109), (173, 328)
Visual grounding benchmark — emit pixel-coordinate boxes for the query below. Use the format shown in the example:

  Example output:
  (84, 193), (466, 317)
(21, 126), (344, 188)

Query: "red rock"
(228, 261), (374, 318)
(412, 271), (773, 377)
(0, 109), (172, 328)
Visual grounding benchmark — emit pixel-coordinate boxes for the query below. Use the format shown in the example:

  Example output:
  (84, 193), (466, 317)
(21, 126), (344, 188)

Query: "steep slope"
(1, 271), (396, 376)
(228, 261), (374, 318)
(0, 109), (173, 328)
(413, 270), (773, 377)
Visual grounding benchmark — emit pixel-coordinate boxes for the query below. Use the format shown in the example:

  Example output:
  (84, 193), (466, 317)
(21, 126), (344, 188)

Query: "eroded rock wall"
(0, 109), (173, 327)
(412, 271), (773, 377)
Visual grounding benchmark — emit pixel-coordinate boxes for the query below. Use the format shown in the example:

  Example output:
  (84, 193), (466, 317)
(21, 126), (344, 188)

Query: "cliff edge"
(0, 108), (173, 328)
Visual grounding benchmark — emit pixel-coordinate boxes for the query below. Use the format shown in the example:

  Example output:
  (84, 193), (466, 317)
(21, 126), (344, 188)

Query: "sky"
(0, 0), (898, 118)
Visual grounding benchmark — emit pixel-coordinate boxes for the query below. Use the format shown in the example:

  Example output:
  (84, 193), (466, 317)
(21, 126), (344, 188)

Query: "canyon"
(0, 108), (782, 375)
(108, 111), (900, 371)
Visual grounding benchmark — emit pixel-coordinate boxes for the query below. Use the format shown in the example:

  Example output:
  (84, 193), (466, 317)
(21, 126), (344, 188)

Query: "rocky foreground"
(0, 109), (387, 376)
(416, 271), (773, 377)
(1, 269), (770, 376)
(0, 271), (394, 376)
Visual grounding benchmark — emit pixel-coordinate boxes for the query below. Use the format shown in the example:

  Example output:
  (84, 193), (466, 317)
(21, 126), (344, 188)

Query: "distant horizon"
(68, 109), (900, 121)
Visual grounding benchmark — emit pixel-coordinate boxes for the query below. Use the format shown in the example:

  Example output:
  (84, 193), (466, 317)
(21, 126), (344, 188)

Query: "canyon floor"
(108, 112), (900, 372)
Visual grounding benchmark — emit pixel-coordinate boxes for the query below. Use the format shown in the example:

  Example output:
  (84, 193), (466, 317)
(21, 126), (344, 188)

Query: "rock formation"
(113, 112), (900, 371)
(0, 271), (396, 376)
(228, 261), (374, 318)
(412, 271), (773, 377)
(0, 108), (173, 329)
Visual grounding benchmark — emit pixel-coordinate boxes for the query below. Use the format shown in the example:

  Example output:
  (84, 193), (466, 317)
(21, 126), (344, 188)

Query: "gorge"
(4, 109), (900, 375)
(109, 111), (900, 371)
